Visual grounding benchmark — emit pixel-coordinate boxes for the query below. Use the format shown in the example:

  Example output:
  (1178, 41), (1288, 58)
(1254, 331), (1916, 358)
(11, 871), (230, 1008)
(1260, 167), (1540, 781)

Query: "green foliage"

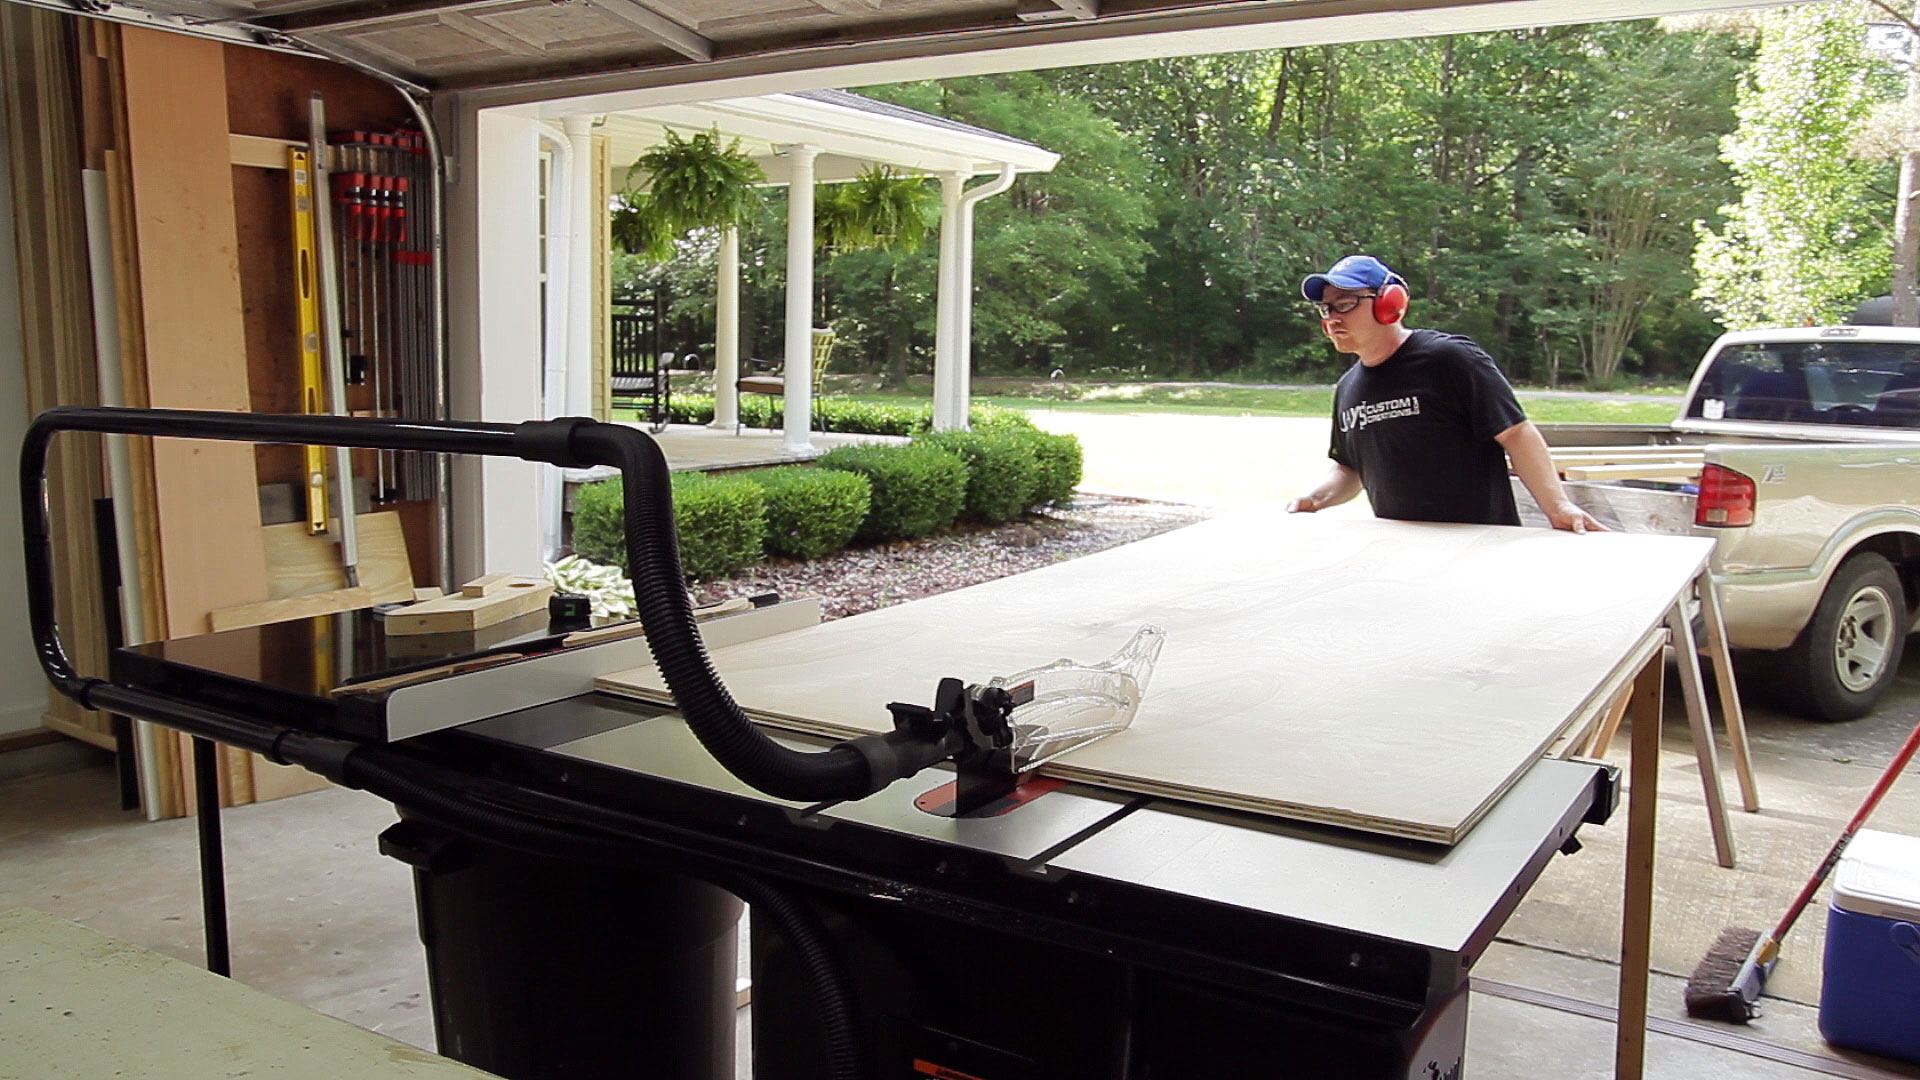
(568, 478), (629, 571)
(817, 443), (967, 542)
(818, 399), (930, 436)
(914, 430), (1041, 523)
(660, 394), (1036, 436)
(1554, 24), (1748, 382)
(667, 473), (766, 581)
(968, 404), (1038, 431)
(740, 466), (872, 559)
(567, 473), (765, 581)
(603, 26), (1899, 384)
(611, 194), (677, 261)
(1026, 430), (1083, 507)
(1694, 2), (1895, 327)
(629, 128), (767, 234)
(817, 167), (938, 253)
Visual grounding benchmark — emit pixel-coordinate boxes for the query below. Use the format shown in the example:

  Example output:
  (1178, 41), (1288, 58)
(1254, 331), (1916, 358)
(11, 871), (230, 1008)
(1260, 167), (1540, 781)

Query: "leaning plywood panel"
(599, 513), (1713, 843)
(121, 28), (270, 639)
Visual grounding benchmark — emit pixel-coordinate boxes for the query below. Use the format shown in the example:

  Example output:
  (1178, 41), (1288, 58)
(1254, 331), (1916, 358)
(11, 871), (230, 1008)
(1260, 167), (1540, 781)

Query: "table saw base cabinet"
(748, 888), (1471, 1080)
(389, 809), (1473, 1080)
(106, 611), (1610, 1080)
(361, 695), (1610, 1080)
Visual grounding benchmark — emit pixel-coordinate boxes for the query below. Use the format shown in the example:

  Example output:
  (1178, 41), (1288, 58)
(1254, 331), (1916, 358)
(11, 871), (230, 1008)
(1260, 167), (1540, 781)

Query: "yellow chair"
(736, 327), (836, 432)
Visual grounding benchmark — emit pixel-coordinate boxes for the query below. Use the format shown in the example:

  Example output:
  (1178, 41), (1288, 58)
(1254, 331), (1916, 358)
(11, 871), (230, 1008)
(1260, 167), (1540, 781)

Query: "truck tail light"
(1695, 463), (1755, 527)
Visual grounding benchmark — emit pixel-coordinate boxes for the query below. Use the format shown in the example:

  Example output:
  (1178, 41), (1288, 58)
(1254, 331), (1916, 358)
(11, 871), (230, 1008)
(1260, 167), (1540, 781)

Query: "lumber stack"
(1548, 444), (1704, 483)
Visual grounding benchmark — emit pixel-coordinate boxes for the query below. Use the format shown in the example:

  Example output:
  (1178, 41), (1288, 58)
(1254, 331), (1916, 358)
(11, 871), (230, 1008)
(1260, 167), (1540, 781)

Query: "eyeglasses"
(1314, 294), (1376, 317)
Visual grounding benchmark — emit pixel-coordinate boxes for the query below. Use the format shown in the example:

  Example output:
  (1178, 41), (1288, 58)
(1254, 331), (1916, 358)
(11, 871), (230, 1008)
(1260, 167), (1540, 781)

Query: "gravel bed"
(690, 495), (1213, 620)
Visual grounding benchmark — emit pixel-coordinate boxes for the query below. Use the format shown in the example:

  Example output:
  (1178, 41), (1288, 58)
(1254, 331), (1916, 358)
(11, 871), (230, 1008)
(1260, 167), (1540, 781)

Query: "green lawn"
(832, 385), (1683, 425)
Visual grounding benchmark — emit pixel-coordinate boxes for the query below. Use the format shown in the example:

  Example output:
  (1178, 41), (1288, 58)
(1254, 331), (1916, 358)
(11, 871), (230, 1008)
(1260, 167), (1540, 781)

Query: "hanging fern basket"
(627, 127), (766, 235)
(816, 166), (937, 254)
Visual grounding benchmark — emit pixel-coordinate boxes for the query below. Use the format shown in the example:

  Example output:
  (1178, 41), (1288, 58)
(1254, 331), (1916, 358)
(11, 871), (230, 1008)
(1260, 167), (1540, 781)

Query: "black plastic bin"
(382, 815), (742, 1080)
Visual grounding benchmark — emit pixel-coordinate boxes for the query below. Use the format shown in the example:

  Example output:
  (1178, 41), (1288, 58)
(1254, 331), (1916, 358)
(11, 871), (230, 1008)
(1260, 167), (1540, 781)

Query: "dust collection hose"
(19, 407), (879, 1078)
(20, 406), (948, 802)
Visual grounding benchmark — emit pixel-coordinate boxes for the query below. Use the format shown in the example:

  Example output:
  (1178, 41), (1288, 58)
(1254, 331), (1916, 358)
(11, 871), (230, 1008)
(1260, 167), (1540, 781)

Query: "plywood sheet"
(0, 908), (498, 1077)
(261, 511), (415, 604)
(598, 513), (1714, 843)
(121, 28), (270, 639)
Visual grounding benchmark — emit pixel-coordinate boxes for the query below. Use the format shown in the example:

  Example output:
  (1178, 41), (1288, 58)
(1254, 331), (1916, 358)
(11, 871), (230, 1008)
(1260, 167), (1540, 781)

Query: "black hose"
(22, 408), (951, 803)
(725, 874), (866, 1080)
(343, 752), (869, 1080)
(551, 422), (881, 802)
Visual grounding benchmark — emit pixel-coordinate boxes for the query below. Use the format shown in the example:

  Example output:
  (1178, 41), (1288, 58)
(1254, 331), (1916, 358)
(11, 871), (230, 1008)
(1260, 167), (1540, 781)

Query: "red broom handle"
(1766, 716), (1920, 949)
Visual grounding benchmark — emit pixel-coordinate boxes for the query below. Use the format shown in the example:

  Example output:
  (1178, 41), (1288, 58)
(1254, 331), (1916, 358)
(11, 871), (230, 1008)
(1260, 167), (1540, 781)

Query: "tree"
(1694, 1), (1896, 328)
(1556, 23), (1745, 383)
(861, 73), (1154, 376)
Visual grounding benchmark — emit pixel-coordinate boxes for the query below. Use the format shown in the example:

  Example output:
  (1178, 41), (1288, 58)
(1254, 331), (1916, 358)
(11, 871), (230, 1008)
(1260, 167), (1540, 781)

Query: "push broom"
(1684, 713), (1920, 1023)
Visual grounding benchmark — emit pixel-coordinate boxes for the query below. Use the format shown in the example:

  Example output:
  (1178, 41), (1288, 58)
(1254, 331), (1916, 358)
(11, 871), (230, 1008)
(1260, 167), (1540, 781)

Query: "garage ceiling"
(6, 0), (1777, 104)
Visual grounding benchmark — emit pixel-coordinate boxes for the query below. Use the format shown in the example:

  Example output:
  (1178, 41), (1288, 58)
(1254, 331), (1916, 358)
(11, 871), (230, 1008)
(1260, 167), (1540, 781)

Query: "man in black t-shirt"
(1285, 255), (1603, 532)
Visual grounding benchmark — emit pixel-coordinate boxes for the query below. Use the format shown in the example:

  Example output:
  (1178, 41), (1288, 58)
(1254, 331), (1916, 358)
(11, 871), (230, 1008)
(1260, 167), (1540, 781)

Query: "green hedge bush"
(1027, 430), (1083, 507)
(969, 404), (1037, 432)
(672, 473), (767, 579)
(569, 472), (766, 581)
(569, 479), (628, 570)
(740, 466), (871, 560)
(659, 394), (1037, 437)
(818, 443), (967, 542)
(913, 429), (1040, 524)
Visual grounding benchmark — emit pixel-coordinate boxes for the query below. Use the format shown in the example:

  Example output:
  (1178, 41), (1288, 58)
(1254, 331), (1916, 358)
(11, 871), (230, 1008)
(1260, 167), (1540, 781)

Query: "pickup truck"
(1520, 325), (1920, 723)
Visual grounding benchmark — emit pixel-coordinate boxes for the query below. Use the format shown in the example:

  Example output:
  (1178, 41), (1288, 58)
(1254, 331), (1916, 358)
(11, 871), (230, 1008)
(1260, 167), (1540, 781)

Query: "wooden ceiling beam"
(581, 0), (711, 61)
(254, 0), (529, 34)
(1015, 0), (1099, 22)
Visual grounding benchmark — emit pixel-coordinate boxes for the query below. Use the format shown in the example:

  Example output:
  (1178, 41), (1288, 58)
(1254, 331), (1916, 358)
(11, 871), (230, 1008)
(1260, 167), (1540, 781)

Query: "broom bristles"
(1683, 926), (1764, 1023)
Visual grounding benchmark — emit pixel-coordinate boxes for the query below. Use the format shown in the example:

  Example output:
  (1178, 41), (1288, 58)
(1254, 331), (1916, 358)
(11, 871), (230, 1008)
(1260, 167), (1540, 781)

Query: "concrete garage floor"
(4, 659), (1919, 1079)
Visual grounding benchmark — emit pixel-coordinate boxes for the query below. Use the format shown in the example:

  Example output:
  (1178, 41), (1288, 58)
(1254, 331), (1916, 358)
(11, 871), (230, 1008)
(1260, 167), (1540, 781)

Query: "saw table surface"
(598, 512), (1713, 843)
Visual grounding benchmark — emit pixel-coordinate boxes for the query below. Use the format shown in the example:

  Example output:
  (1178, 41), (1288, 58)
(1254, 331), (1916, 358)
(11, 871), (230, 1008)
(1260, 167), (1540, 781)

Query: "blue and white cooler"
(1819, 828), (1920, 1064)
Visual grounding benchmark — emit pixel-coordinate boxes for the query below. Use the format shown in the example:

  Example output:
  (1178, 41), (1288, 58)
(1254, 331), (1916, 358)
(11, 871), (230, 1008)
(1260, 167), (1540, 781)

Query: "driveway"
(1026, 410), (1356, 511)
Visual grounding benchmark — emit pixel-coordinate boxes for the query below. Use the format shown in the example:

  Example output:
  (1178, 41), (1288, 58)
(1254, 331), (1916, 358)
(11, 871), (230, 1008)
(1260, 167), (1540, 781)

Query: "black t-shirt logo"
(1339, 395), (1423, 433)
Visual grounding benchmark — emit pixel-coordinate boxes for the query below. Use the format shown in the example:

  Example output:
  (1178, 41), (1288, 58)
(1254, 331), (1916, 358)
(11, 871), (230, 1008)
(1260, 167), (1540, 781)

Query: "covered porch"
(593, 92), (1056, 452)
(511, 88), (1056, 561)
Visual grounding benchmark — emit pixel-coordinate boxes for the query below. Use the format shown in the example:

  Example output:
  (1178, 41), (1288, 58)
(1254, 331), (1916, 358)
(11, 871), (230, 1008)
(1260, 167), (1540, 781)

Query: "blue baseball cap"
(1301, 255), (1401, 302)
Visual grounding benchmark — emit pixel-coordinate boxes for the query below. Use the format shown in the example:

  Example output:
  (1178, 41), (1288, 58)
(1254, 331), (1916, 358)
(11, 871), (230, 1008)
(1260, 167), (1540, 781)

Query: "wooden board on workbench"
(383, 578), (553, 635)
(597, 512), (1714, 844)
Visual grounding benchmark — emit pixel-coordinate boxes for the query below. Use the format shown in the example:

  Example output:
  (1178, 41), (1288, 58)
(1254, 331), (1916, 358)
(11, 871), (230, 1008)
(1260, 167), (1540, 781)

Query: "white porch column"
(932, 171), (966, 430)
(712, 225), (741, 430)
(562, 116), (596, 419)
(782, 144), (819, 452)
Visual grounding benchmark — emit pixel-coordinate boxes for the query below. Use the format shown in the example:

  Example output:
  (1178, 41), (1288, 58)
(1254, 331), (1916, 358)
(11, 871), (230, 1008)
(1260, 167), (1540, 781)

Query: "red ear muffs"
(1373, 281), (1409, 324)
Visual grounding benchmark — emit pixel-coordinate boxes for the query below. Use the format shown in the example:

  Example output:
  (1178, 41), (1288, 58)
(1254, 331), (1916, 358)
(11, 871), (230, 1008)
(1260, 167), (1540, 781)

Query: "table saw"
(107, 603), (1616, 1080)
(24, 407), (1698, 1080)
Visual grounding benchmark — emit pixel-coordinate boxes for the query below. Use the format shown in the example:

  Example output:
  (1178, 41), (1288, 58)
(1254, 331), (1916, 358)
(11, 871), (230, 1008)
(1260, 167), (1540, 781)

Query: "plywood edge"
(210, 585), (376, 632)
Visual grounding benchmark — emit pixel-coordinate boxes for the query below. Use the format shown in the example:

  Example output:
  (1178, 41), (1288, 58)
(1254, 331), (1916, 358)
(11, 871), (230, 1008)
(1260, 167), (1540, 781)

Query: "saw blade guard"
(989, 624), (1166, 772)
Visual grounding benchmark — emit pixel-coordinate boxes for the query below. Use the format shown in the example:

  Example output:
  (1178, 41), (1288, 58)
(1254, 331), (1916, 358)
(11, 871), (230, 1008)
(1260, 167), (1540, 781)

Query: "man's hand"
(1546, 501), (1607, 534)
(1289, 464), (1363, 514)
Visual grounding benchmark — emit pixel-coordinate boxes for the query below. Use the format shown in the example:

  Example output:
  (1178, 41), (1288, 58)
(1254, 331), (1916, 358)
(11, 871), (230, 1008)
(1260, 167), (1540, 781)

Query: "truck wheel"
(1783, 552), (1908, 722)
